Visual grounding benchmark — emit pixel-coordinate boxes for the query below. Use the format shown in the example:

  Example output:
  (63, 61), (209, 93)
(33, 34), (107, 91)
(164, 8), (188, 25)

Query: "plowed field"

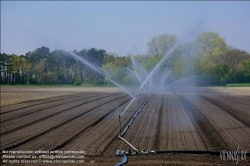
(1, 86), (250, 165)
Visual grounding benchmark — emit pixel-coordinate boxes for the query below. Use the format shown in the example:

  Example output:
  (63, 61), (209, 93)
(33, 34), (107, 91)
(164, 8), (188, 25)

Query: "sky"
(1, 1), (250, 56)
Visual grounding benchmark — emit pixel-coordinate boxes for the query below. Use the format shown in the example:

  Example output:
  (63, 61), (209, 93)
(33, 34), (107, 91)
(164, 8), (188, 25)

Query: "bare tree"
(147, 34), (178, 57)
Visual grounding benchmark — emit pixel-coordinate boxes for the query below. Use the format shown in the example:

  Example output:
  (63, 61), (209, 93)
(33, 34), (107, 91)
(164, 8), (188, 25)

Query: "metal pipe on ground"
(118, 135), (138, 151)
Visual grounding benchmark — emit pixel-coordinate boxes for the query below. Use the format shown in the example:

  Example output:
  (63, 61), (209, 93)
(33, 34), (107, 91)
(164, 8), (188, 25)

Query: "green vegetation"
(0, 48), (108, 85)
(226, 83), (250, 87)
(1, 31), (250, 86)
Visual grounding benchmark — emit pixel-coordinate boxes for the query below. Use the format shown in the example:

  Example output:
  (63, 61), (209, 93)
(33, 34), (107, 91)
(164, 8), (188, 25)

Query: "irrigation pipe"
(115, 151), (128, 166)
(120, 95), (152, 137)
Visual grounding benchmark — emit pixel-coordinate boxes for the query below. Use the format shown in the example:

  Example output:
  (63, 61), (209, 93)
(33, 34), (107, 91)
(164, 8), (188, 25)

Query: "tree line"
(1, 31), (250, 86)
(0, 47), (107, 85)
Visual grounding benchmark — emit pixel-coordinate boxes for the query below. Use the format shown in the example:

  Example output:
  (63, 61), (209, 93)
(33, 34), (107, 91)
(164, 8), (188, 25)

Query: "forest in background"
(1, 31), (250, 86)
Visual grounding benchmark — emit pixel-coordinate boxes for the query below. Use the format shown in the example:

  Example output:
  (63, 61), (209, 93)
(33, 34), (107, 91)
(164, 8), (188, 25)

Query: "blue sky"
(1, 1), (250, 56)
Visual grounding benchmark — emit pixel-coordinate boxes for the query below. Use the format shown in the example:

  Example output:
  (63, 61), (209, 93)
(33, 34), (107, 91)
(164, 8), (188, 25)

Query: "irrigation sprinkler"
(115, 91), (236, 158)
(117, 136), (154, 155)
(119, 95), (151, 137)
(117, 94), (153, 156)
(118, 136), (138, 151)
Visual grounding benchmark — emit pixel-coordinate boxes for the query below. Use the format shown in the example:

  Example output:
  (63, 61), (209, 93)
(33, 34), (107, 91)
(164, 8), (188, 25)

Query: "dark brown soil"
(1, 87), (250, 165)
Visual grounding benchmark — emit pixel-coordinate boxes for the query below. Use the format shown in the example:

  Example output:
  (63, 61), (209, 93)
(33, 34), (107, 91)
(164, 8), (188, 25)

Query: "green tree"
(140, 55), (162, 72)
(9, 55), (30, 84)
(147, 34), (178, 57)
(173, 56), (185, 79)
(195, 32), (229, 75)
(223, 49), (250, 82)
(244, 59), (250, 82)
(196, 32), (228, 57)
(0, 53), (10, 84)
(74, 48), (107, 83)
(103, 55), (133, 85)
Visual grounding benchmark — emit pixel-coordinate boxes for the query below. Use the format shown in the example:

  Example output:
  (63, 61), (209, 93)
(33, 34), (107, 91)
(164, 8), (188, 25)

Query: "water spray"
(120, 98), (136, 117)
(69, 52), (136, 100)
(117, 94), (152, 156)
(158, 69), (172, 91)
(137, 99), (139, 109)
(109, 79), (136, 99)
(134, 70), (146, 93)
(127, 68), (150, 89)
(140, 64), (148, 78)
(137, 41), (180, 92)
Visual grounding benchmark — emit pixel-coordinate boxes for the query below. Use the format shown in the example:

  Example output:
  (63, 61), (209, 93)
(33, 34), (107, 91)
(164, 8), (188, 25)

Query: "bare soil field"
(0, 86), (250, 165)
(0, 86), (121, 106)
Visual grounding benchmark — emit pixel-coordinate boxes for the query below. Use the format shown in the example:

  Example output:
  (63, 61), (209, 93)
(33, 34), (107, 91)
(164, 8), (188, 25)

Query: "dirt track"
(1, 86), (250, 165)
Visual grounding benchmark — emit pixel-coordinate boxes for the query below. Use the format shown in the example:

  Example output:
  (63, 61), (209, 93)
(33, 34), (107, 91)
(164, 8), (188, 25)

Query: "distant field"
(0, 86), (121, 106)
(2, 86), (250, 106)
(1, 86), (250, 165)
(226, 83), (250, 87)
